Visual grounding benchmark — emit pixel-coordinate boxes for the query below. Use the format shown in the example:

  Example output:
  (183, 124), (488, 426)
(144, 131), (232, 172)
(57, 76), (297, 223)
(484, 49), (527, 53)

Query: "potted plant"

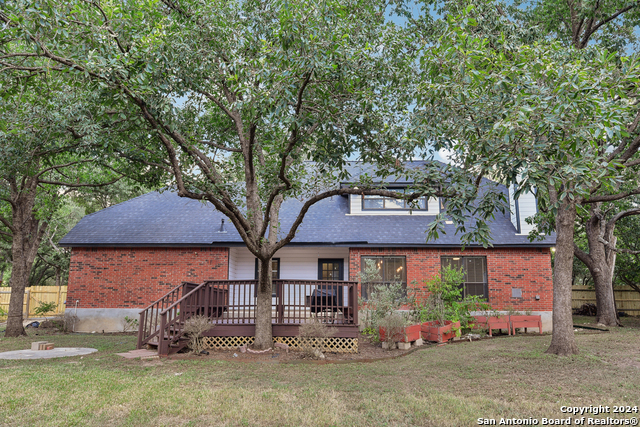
(378, 314), (421, 343)
(412, 265), (489, 343)
(359, 259), (421, 348)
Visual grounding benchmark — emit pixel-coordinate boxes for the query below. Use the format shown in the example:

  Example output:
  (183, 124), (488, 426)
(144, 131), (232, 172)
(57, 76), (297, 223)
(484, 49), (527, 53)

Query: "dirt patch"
(169, 333), (434, 363)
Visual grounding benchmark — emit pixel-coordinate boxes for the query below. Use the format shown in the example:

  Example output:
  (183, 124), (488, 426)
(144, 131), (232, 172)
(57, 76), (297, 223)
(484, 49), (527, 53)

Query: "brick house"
(60, 163), (555, 333)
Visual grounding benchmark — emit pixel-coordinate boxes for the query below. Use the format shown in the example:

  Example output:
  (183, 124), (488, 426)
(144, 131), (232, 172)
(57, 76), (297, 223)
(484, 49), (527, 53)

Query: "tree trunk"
(252, 196), (284, 349)
(254, 258), (273, 349)
(578, 209), (621, 327)
(546, 197), (579, 356)
(5, 250), (28, 337)
(591, 236), (619, 326)
(4, 180), (48, 338)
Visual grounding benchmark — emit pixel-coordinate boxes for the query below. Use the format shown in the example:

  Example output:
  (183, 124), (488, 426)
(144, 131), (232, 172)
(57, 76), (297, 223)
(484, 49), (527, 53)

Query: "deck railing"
(138, 279), (359, 355)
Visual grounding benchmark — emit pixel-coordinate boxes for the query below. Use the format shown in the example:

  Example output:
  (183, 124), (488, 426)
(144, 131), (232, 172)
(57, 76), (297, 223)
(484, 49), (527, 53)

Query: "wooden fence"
(572, 285), (640, 313)
(0, 286), (67, 319)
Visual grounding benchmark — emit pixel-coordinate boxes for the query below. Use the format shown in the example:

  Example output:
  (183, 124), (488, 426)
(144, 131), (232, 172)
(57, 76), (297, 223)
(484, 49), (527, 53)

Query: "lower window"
(360, 256), (406, 299)
(441, 256), (488, 299)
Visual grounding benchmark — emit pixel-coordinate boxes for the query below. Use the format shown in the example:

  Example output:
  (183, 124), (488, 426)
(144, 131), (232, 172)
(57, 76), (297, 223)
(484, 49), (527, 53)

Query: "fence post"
(56, 286), (62, 314)
(24, 289), (31, 319)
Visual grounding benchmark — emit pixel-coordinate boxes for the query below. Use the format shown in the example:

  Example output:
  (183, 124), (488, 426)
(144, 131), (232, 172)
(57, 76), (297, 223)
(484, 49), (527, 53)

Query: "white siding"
(228, 247), (350, 280)
(227, 247), (238, 280)
(348, 194), (439, 216)
(508, 185), (538, 235)
(227, 247), (350, 306)
(518, 190), (538, 235)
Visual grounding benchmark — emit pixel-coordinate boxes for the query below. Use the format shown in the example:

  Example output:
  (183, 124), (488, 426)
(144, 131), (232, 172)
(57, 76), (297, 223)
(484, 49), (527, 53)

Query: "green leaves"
(413, 1), (640, 234)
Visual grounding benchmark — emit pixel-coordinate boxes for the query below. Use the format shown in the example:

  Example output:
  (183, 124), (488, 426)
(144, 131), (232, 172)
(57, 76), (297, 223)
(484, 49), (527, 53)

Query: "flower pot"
(379, 323), (421, 343)
(421, 320), (461, 343)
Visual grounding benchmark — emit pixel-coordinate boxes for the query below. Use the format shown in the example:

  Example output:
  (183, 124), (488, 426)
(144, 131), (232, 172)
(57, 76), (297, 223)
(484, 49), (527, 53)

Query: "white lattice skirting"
(201, 336), (358, 353)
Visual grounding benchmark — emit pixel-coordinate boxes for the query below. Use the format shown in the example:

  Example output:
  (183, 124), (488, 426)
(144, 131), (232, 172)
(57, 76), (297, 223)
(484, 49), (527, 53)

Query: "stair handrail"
(139, 282), (185, 314)
(137, 281), (197, 349)
(157, 281), (209, 355)
(159, 282), (207, 316)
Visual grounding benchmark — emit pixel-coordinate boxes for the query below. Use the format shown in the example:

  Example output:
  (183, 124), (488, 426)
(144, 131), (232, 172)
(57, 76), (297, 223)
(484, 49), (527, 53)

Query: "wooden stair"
(137, 281), (208, 356)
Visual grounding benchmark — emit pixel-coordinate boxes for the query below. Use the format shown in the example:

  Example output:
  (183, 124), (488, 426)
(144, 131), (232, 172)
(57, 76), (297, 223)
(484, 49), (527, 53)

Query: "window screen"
(360, 256), (407, 299)
(441, 256), (488, 299)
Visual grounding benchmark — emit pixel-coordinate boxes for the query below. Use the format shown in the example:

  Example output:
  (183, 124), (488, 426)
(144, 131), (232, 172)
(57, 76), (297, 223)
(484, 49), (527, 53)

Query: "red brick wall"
(67, 247), (229, 309)
(349, 247), (553, 311)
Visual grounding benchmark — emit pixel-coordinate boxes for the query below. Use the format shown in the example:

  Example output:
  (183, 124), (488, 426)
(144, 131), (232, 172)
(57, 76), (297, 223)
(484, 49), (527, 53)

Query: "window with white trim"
(362, 189), (427, 211)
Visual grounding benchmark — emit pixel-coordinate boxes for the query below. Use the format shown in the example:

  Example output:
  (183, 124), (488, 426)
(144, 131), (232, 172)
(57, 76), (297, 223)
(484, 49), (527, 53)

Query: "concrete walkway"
(0, 347), (97, 360)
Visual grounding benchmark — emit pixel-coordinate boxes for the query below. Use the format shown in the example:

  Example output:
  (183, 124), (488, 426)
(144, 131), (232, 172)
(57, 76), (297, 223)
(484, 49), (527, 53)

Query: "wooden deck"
(137, 280), (360, 355)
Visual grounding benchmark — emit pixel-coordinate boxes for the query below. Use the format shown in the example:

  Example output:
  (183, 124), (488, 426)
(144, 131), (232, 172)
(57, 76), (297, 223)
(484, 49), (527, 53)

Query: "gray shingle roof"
(60, 163), (556, 248)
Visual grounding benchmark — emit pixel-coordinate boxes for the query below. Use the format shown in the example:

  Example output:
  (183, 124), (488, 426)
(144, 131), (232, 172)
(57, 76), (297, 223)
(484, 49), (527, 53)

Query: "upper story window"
(362, 189), (427, 211)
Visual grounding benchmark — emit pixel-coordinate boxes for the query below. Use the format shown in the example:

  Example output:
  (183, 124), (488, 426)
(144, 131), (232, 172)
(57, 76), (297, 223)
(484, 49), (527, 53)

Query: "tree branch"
(0, 214), (15, 234)
(573, 243), (592, 268)
(581, 3), (639, 46)
(608, 208), (640, 227)
(585, 187), (640, 203)
(39, 176), (123, 188)
(34, 159), (93, 180)
(198, 140), (242, 152)
(598, 238), (640, 255)
(79, 0), (129, 54)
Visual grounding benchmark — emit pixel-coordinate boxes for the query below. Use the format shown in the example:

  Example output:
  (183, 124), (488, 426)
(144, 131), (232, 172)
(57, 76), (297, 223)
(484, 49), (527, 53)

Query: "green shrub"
(34, 300), (58, 320)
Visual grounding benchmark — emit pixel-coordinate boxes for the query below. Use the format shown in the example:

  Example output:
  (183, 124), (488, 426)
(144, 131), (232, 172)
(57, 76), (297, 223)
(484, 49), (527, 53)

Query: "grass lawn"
(0, 317), (639, 427)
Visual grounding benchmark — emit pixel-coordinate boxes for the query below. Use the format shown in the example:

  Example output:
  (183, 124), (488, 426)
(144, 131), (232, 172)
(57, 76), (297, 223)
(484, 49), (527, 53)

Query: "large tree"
(0, 0), (505, 348)
(0, 65), (162, 336)
(413, 3), (639, 355)
(519, 0), (640, 327)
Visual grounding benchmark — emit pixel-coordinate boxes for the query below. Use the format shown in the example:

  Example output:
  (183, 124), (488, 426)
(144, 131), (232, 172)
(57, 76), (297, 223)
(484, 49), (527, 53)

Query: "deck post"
(204, 282), (211, 318)
(137, 311), (145, 349)
(159, 312), (168, 356)
(276, 280), (284, 323)
(352, 284), (358, 325)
